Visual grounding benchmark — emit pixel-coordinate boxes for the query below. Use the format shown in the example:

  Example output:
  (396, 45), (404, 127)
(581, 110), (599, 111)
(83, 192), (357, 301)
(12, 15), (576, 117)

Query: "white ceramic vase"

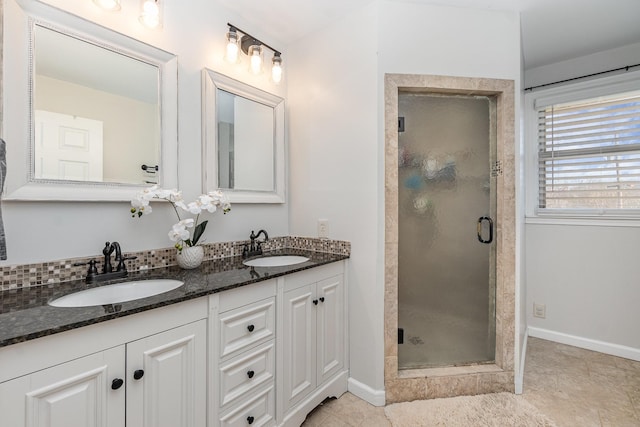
(176, 245), (204, 269)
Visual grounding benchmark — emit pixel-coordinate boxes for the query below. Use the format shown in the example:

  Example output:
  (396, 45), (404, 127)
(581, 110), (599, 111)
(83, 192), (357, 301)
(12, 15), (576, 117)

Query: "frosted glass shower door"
(397, 93), (496, 369)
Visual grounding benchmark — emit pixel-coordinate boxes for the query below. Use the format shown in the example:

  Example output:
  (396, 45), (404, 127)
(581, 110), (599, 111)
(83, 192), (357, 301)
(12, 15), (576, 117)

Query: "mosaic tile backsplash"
(0, 236), (350, 291)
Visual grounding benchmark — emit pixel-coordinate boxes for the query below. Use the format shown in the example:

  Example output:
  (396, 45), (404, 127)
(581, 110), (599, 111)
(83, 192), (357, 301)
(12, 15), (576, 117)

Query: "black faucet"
(243, 230), (269, 258)
(102, 241), (115, 273)
(75, 241), (137, 283)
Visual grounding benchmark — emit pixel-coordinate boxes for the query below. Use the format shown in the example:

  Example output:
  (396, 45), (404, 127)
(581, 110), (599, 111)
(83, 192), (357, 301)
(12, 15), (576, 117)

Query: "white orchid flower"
(131, 186), (230, 248)
(167, 190), (183, 203)
(168, 226), (189, 242)
(139, 185), (159, 199)
(131, 195), (149, 208)
(178, 218), (194, 228)
(154, 188), (173, 199)
(186, 201), (203, 215)
(168, 220), (192, 242)
(196, 195), (218, 213)
(174, 200), (188, 211)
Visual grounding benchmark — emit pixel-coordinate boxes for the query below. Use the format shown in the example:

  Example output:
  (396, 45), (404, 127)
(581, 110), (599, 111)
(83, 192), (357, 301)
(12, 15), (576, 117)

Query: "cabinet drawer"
(218, 279), (276, 312)
(219, 342), (274, 408)
(219, 384), (275, 427)
(219, 297), (275, 359)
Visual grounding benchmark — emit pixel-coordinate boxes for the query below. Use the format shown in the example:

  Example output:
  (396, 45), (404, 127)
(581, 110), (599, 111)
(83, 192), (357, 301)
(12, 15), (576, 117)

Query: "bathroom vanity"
(0, 251), (348, 427)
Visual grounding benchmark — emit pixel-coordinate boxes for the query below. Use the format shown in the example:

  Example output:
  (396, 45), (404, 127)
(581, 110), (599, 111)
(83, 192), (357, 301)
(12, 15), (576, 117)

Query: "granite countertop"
(0, 249), (348, 348)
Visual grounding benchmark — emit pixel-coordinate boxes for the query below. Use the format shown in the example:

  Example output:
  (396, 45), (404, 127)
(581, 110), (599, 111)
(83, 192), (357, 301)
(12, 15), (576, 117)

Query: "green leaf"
(191, 220), (208, 246)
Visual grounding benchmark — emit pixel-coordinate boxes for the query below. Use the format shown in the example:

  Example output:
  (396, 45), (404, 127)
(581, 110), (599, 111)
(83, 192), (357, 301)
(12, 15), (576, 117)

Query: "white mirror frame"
(2, 0), (178, 201)
(202, 69), (285, 203)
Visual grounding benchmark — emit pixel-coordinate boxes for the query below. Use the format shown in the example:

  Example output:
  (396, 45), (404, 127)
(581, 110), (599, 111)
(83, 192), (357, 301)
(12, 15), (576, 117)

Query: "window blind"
(537, 90), (640, 213)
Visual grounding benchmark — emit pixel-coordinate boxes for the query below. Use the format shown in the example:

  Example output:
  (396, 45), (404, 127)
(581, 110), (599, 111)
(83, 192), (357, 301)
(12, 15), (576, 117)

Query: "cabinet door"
(126, 320), (207, 427)
(0, 346), (125, 427)
(282, 284), (316, 410)
(316, 275), (345, 385)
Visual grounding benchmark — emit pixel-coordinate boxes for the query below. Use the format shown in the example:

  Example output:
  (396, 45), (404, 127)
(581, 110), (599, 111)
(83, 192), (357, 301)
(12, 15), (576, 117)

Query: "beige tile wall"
(384, 74), (516, 402)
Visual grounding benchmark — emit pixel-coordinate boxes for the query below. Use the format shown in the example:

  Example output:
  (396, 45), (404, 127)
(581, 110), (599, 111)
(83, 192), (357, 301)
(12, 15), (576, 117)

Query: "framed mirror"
(3, 0), (178, 201)
(202, 69), (285, 203)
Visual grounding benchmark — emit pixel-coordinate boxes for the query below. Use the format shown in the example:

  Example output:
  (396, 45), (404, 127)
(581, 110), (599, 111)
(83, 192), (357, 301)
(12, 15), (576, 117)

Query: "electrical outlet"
(318, 219), (329, 239)
(533, 303), (546, 319)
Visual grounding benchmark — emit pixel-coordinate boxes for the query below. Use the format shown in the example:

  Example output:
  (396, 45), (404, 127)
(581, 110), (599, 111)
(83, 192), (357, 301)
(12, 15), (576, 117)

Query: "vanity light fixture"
(139, 0), (161, 29)
(271, 53), (283, 84)
(226, 24), (283, 84)
(248, 43), (263, 75)
(225, 27), (240, 63)
(93, 0), (121, 11)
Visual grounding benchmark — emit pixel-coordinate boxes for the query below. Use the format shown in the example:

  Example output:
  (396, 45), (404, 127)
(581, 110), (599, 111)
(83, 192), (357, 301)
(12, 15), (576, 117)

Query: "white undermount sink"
(49, 279), (184, 308)
(243, 255), (309, 268)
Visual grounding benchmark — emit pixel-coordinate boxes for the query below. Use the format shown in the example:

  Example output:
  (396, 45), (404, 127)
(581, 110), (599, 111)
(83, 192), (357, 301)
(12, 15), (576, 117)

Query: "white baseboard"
(514, 330), (528, 395)
(348, 377), (386, 407)
(528, 327), (640, 361)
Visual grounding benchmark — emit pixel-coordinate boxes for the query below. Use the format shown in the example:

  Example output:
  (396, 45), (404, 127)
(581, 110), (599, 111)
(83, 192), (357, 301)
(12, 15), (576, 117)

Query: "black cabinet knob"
(247, 370), (255, 379)
(313, 299), (318, 305)
(247, 416), (255, 425)
(319, 297), (325, 303)
(133, 369), (145, 380)
(111, 378), (124, 390)
(247, 324), (255, 332)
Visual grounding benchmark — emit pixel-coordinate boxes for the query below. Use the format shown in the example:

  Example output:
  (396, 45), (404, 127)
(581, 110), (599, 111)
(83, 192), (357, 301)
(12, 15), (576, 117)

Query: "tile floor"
(301, 337), (640, 426)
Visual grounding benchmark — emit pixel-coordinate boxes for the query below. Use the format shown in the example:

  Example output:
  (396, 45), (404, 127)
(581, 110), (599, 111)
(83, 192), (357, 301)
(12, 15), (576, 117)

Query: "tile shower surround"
(0, 236), (350, 292)
(384, 74), (517, 401)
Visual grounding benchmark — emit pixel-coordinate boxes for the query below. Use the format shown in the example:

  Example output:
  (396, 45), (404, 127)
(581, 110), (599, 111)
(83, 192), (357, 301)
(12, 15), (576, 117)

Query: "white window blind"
(537, 90), (640, 214)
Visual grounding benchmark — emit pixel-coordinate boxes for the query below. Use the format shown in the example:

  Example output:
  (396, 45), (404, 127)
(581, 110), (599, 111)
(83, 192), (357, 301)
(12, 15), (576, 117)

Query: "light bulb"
(94, 0), (121, 11)
(249, 45), (262, 75)
(139, 0), (160, 29)
(271, 55), (283, 84)
(225, 30), (239, 63)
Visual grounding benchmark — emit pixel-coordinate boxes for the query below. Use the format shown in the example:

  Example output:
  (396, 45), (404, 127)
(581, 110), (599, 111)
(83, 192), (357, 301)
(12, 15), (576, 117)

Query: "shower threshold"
(398, 362), (502, 379)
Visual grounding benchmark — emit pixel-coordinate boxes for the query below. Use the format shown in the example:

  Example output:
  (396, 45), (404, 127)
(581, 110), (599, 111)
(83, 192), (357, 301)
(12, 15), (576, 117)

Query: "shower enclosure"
(397, 92), (497, 370)
(384, 74), (515, 402)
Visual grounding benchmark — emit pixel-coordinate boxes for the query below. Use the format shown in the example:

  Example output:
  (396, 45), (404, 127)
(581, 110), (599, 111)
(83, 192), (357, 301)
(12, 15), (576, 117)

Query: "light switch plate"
(318, 219), (329, 238)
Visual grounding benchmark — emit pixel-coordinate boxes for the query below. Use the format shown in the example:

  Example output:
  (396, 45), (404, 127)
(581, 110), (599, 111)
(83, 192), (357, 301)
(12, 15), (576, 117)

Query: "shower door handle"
(477, 217), (493, 244)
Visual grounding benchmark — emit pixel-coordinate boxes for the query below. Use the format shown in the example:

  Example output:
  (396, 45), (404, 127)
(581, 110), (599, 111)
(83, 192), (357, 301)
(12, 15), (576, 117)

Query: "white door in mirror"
(35, 110), (104, 181)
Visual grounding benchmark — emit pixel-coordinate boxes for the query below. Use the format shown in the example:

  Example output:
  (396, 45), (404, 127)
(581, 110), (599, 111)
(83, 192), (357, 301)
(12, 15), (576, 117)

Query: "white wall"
(524, 45), (640, 359)
(526, 224), (640, 354)
(1, 0), (289, 265)
(516, 37), (527, 395)
(287, 2), (382, 400)
(288, 0), (521, 400)
(525, 41), (640, 89)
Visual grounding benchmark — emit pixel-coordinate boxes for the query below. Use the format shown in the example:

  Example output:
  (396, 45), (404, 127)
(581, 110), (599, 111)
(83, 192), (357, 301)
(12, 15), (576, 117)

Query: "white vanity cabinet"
(126, 320), (207, 427)
(209, 280), (277, 427)
(278, 262), (347, 427)
(0, 298), (208, 427)
(0, 345), (126, 427)
(0, 260), (348, 427)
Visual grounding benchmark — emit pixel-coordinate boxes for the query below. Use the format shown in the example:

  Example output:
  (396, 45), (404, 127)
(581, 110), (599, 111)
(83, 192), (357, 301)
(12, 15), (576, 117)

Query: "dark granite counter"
(0, 249), (348, 347)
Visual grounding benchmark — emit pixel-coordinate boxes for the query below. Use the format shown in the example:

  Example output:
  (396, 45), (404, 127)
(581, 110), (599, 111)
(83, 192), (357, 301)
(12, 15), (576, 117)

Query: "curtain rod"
(524, 63), (640, 92)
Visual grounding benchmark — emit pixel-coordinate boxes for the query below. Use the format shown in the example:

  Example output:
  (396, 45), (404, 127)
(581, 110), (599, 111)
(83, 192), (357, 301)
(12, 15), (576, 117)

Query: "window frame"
(524, 70), (640, 226)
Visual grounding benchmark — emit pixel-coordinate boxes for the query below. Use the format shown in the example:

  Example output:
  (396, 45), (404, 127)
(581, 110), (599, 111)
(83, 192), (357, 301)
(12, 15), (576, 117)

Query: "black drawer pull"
(319, 297), (325, 303)
(133, 369), (144, 380)
(111, 378), (124, 390)
(247, 324), (255, 332)
(247, 370), (255, 379)
(247, 415), (255, 424)
(313, 299), (318, 305)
